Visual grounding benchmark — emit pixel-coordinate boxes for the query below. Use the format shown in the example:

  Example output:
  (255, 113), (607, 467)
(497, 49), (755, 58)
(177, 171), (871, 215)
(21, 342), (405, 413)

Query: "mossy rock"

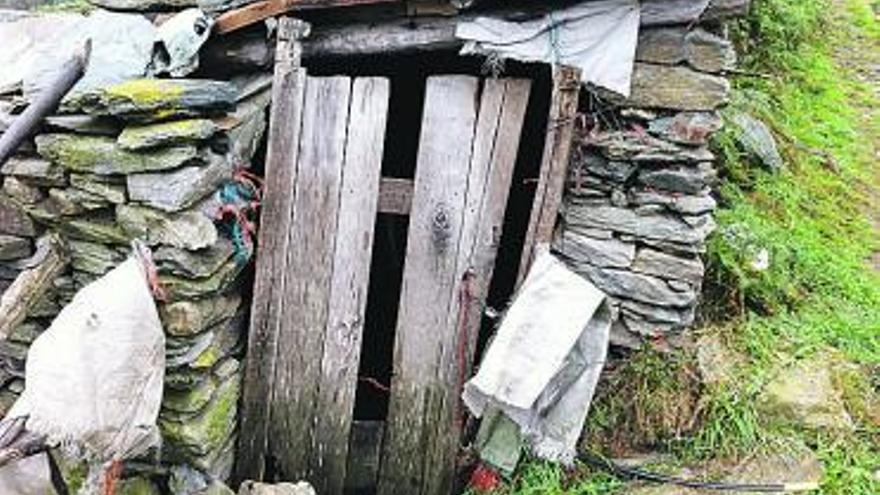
(160, 373), (240, 460)
(117, 476), (162, 495)
(36, 133), (199, 175)
(117, 204), (218, 251)
(160, 293), (241, 337)
(78, 79), (237, 122)
(118, 119), (217, 150)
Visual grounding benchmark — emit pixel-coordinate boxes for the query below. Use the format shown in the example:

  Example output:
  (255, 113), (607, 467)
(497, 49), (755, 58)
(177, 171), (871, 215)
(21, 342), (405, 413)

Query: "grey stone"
(610, 188), (628, 207)
(627, 63), (730, 111)
(160, 293), (241, 337)
(118, 119), (217, 150)
(609, 320), (644, 349)
(586, 131), (715, 163)
(0, 195), (35, 236)
(117, 477), (162, 495)
(619, 314), (677, 337)
(163, 377), (218, 416)
(117, 204), (218, 251)
(77, 79), (237, 122)
(36, 134), (199, 175)
(213, 358), (240, 381)
(684, 29), (737, 73)
(238, 481), (317, 495)
(165, 367), (211, 391)
(0, 235), (31, 261)
(155, 237), (235, 279)
(620, 299), (695, 325)
(632, 248), (704, 284)
(161, 257), (243, 301)
(556, 231), (635, 268)
(225, 88), (271, 162)
(3, 176), (45, 204)
(730, 112), (784, 172)
(648, 112), (723, 145)
(630, 189), (717, 215)
(60, 216), (129, 245)
(696, 334), (740, 385)
(7, 322), (43, 345)
(760, 358), (854, 431)
(45, 115), (120, 136)
(0, 156), (66, 187)
(668, 280), (694, 292)
(70, 174), (127, 204)
(167, 312), (244, 369)
(577, 153), (637, 182)
(127, 153), (232, 212)
(635, 27), (688, 66)
(566, 205), (716, 246)
(726, 440), (823, 490)
(572, 262), (697, 307)
(44, 188), (110, 216)
(160, 373), (239, 459)
(638, 163), (716, 195)
(69, 240), (126, 275)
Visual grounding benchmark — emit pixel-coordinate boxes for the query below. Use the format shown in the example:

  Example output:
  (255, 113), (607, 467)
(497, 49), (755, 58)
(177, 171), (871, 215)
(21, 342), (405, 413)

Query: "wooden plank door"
(378, 76), (532, 495)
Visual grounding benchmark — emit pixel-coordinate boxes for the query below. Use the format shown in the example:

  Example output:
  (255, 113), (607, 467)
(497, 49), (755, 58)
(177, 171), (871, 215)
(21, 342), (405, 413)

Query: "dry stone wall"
(0, 73), (271, 489)
(557, 25), (734, 347)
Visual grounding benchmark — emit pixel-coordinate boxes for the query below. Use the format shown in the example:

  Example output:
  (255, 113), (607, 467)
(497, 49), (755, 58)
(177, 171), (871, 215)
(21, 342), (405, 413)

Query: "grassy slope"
(483, 1), (879, 493)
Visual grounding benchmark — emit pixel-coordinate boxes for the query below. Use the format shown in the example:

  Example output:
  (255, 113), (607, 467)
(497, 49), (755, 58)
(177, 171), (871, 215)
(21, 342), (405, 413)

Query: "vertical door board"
(517, 66), (581, 287)
(378, 75), (480, 495)
(315, 77), (390, 495)
(269, 76), (352, 483)
(236, 17), (309, 482)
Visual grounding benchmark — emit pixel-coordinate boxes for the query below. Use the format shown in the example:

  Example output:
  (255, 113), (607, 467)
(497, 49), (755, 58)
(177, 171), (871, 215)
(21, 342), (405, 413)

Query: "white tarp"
(456, 0), (641, 96)
(8, 251), (165, 466)
(463, 249), (611, 465)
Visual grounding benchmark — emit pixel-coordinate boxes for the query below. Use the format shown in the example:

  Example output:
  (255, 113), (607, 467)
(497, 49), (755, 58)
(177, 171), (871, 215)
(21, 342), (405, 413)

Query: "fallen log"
(0, 40), (91, 168)
(0, 234), (67, 342)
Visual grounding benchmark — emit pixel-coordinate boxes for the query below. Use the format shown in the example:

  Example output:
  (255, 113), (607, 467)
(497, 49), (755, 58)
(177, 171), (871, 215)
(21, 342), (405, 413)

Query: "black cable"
(578, 450), (816, 493)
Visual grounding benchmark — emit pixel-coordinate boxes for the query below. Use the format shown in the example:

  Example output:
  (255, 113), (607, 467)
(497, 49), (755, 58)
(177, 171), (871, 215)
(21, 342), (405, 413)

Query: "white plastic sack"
(463, 248), (611, 464)
(8, 252), (165, 463)
(456, 0), (641, 96)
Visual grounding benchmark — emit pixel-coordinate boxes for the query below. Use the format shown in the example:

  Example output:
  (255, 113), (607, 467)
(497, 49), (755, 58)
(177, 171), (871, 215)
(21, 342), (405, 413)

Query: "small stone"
(45, 187), (110, 216)
(638, 163), (716, 195)
(760, 358), (854, 431)
(160, 257), (243, 301)
(117, 476), (162, 495)
(225, 88), (271, 161)
(0, 194), (36, 236)
(620, 315), (677, 337)
(163, 377), (218, 415)
(730, 112), (784, 172)
(213, 357), (240, 381)
(127, 153), (232, 212)
(118, 119), (217, 150)
(668, 280), (693, 292)
(627, 63), (730, 111)
(160, 373), (240, 459)
(155, 237), (235, 279)
(7, 322), (44, 345)
(566, 205), (716, 246)
(577, 152), (638, 183)
(632, 248), (704, 283)
(630, 189), (717, 215)
(636, 27), (687, 65)
(586, 131), (714, 163)
(0, 234), (31, 261)
(696, 334), (739, 385)
(610, 188), (628, 207)
(36, 134), (199, 175)
(45, 114), (121, 136)
(3, 176), (45, 204)
(117, 204), (218, 250)
(648, 112), (723, 145)
(684, 29), (736, 73)
(572, 262), (697, 308)
(79, 78), (237, 122)
(239, 481), (317, 495)
(61, 215), (130, 245)
(0, 156), (66, 186)
(620, 299), (695, 325)
(160, 293), (241, 337)
(69, 240), (126, 275)
(556, 231), (635, 268)
(70, 174), (127, 204)
(726, 440), (823, 490)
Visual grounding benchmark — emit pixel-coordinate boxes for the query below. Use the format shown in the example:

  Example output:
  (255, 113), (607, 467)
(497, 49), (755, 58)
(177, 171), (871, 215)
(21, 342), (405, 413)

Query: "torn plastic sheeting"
(150, 9), (215, 78)
(8, 245), (165, 470)
(463, 249), (611, 469)
(456, 0), (641, 96)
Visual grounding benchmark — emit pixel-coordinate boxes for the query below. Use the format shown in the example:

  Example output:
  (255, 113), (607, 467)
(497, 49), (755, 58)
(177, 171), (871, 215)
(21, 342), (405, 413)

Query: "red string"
(102, 459), (123, 495)
(358, 376), (391, 394)
(136, 244), (167, 302)
(469, 463), (502, 493)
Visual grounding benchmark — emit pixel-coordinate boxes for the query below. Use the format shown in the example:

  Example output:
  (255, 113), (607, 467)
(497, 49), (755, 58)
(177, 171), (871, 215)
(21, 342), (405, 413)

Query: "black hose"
(578, 450), (816, 493)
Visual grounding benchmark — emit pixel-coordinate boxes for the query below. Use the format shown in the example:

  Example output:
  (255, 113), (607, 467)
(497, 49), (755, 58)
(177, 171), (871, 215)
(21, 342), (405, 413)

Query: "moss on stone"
(160, 374), (240, 461)
(118, 119), (217, 150)
(105, 79), (186, 108)
(35, 133), (198, 175)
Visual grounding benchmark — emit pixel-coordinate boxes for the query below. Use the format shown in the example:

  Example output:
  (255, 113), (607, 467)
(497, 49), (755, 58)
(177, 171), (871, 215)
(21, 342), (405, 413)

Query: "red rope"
(136, 243), (166, 302)
(102, 459), (123, 495)
(456, 269), (477, 428)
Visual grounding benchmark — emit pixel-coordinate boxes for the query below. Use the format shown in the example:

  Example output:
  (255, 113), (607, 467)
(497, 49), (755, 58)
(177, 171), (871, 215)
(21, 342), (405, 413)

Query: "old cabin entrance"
(237, 19), (579, 495)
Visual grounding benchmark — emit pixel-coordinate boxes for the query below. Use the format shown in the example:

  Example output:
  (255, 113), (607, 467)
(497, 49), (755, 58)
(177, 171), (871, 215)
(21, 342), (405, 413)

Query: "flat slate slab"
(36, 134), (199, 175)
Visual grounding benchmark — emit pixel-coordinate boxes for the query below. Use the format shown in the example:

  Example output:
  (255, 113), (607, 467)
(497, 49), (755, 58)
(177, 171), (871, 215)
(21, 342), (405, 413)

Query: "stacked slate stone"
(0, 73), (271, 489)
(556, 26), (734, 348)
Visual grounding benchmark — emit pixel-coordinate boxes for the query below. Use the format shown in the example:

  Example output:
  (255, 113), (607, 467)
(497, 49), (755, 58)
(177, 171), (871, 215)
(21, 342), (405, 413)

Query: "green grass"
(501, 1), (880, 493)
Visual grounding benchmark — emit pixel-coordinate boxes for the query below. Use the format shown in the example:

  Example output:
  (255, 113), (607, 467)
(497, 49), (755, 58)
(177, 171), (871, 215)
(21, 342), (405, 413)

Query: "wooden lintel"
(214, 0), (398, 35)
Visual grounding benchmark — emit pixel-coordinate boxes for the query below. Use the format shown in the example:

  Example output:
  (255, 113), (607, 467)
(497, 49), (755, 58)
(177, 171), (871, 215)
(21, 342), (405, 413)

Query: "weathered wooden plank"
(517, 66), (580, 287)
(345, 420), (385, 493)
(214, 0), (398, 35)
(236, 18), (309, 483)
(0, 234), (67, 341)
(313, 77), (390, 495)
(453, 78), (531, 380)
(378, 177), (413, 215)
(269, 75), (352, 483)
(377, 75), (480, 495)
